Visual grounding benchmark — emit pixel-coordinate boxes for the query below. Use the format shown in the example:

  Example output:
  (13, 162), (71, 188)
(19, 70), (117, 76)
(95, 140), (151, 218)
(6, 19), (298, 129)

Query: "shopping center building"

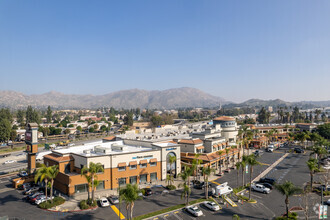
(43, 137), (181, 196)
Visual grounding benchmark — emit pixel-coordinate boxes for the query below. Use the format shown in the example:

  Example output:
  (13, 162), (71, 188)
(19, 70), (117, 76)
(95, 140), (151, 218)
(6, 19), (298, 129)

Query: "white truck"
(211, 182), (233, 197)
(36, 151), (52, 161)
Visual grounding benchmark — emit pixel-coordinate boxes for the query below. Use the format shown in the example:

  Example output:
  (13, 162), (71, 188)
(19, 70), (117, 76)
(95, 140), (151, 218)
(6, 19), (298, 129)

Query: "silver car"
(186, 205), (203, 217)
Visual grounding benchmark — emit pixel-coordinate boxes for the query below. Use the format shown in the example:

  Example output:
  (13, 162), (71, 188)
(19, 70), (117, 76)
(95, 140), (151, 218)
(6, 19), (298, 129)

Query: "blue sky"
(1, 0), (330, 102)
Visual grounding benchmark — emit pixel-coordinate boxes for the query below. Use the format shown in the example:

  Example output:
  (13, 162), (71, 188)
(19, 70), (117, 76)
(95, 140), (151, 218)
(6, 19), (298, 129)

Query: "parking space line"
(174, 211), (179, 214)
(260, 162), (270, 166)
(210, 181), (220, 185)
(153, 218), (158, 220)
(110, 205), (125, 219)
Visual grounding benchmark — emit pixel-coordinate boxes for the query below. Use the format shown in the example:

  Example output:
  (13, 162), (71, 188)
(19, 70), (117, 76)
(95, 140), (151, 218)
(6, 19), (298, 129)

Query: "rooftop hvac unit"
(83, 149), (91, 154)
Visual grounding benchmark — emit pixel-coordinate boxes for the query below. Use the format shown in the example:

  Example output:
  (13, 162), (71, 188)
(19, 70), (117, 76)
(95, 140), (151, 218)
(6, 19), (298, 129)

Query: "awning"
(149, 158), (157, 163)
(118, 162), (126, 167)
(129, 161), (137, 166)
(139, 160), (148, 164)
(213, 145), (218, 148)
(196, 146), (204, 150)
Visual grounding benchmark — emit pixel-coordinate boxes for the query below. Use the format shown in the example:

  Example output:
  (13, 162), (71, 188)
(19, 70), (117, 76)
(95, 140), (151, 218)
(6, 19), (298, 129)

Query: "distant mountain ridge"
(0, 87), (227, 109)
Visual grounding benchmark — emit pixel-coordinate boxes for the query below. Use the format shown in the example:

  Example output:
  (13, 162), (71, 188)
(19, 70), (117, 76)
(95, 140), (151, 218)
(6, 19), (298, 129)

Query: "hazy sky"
(1, 0), (330, 102)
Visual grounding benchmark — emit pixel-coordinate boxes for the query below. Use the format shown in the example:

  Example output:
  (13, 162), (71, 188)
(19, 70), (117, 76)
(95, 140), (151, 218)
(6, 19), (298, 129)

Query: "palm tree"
(240, 155), (248, 187)
(178, 166), (193, 205)
(275, 181), (302, 217)
(231, 145), (238, 167)
(119, 184), (141, 220)
(48, 165), (59, 203)
(180, 183), (191, 206)
(202, 166), (215, 199)
(306, 158), (318, 190)
(81, 169), (92, 202)
(81, 162), (104, 203)
(34, 164), (50, 199)
(166, 174), (174, 187)
(169, 155), (177, 179)
(247, 155), (261, 200)
(225, 148), (230, 171)
(217, 150), (224, 175)
(192, 154), (202, 181)
(235, 162), (241, 188)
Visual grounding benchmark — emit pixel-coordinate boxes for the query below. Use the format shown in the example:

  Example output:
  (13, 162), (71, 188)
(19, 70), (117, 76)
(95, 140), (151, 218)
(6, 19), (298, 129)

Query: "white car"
(251, 184), (271, 194)
(4, 160), (16, 164)
(19, 171), (28, 177)
(99, 197), (110, 207)
(186, 205), (203, 217)
(203, 201), (220, 211)
(35, 195), (54, 205)
(108, 195), (119, 204)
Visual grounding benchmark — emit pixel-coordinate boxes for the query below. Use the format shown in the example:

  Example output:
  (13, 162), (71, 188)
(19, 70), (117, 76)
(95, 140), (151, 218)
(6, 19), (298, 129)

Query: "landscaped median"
(133, 198), (213, 220)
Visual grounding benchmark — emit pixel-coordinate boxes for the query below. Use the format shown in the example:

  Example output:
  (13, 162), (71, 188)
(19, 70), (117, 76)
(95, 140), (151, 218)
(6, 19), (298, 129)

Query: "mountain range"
(0, 87), (226, 109)
(0, 88), (329, 110)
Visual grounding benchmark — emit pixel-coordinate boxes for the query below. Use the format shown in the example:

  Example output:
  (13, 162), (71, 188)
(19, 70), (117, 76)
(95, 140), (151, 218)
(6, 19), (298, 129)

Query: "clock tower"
(25, 123), (39, 174)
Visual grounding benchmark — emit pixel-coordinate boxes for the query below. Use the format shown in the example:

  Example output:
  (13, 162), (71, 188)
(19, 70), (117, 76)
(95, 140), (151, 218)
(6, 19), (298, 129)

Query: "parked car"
(25, 192), (43, 202)
(19, 171), (28, 177)
(326, 199), (330, 206)
(294, 148), (304, 153)
(143, 188), (153, 196)
(257, 182), (273, 190)
(203, 201), (220, 211)
(259, 177), (276, 185)
(19, 183), (32, 191)
(254, 150), (263, 157)
(4, 160), (16, 164)
(266, 147), (274, 153)
(30, 193), (45, 203)
(186, 205), (203, 217)
(251, 184), (271, 194)
(35, 195), (54, 205)
(99, 197), (110, 207)
(317, 185), (330, 191)
(194, 182), (212, 189)
(24, 186), (40, 195)
(108, 195), (119, 204)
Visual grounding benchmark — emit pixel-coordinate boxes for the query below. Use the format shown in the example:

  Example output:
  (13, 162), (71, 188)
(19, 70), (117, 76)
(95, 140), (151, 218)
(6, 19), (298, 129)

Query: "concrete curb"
(40, 205), (98, 213)
(253, 153), (289, 183)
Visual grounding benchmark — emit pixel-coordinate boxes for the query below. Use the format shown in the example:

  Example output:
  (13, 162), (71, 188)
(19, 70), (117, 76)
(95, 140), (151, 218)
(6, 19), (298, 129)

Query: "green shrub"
(38, 197), (65, 209)
(275, 212), (297, 220)
(79, 199), (97, 210)
(233, 186), (246, 194)
(324, 190), (330, 196)
(166, 185), (176, 190)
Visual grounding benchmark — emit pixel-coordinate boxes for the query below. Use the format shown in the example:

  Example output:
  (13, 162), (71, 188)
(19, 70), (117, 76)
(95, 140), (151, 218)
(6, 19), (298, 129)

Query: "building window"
(118, 166), (126, 171)
(75, 184), (88, 193)
(80, 164), (84, 169)
(130, 165), (137, 170)
(140, 163), (147, 168)
(130, 176), (137, 185)
(65, 163), (70, 174)
(96, 181), (104, 190)
(150, 162), (156, 167)
(140, 174), (147, 184)
(150, 173), (157, 181)
(118, 178), (126, 187)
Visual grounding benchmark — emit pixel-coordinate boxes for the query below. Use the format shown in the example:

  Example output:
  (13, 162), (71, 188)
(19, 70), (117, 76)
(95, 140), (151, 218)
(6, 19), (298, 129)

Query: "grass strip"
(133, 198), (212, 220)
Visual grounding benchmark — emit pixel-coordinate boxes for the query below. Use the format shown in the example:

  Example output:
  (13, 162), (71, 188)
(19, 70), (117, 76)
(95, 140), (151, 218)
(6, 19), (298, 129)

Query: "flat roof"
(52, 140), (154, 157)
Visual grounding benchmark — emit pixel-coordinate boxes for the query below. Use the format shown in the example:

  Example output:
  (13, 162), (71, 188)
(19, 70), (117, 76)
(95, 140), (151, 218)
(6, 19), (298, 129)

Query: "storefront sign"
(132, 155), (153, 159)
(166, 148), (177, 151)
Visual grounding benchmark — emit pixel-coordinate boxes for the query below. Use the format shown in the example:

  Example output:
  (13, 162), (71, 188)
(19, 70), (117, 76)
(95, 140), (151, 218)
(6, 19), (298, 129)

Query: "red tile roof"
(179, 139), (203, 145)
(213, 116), (235, 121)
(102, 136), (116, 141)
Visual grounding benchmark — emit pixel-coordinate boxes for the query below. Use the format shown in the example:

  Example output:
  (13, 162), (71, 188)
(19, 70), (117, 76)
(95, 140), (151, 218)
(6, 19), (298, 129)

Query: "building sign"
(25, 132), (32, 142)
(132, 155), (153, 159)
(166, 148), (177, 151)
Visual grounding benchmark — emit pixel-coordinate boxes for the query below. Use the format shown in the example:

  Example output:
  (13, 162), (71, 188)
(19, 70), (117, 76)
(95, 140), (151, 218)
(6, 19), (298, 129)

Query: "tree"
(0, 118), (11, 143)
(202, 166), (215, 199)
(257, 107), (270, 124)
(100, 125), (107, 132)
(225, 148), (230, 171)
(247, 155), (261, 200)
(192, 154), (202, 181)
(235, 162), (241, 188)
(124, 113), (134, 126)
(168, 155), (177, 179)
(240, 155), (248, 187)
(81, 169), (92, 202)
(76, 126), (82, 132)
(275, 181), (302, 217)
(81, 162), (104, 203)
(48, 165), (59, 203)
(10, 129), (17, 142)
(46, 106), (52, 123)
(16, 109), (25, 126)
(150, 115), (164, 127)
(34, 164), (51, 199)
(178, 167), (193, 205)
(119, 184), (141, 220)
(317, 123), (330, 139)
(306, 158), (318, 190)
(217, 150), (224, 175)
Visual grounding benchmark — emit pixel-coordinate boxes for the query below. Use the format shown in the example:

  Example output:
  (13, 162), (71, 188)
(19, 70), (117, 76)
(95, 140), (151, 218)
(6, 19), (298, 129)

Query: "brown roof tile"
(179, 139), (203, 145)
(44, 153), (74, 163)
(213, 116), (235, 121)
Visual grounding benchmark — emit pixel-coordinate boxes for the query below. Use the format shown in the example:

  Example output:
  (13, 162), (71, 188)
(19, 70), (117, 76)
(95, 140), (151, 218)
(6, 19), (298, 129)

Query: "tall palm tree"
(241, 155), (248, 187)
(247, 155), (261, 200)
(48, 165), (59, 203)
(81, 171), (92, 202)
(202, 166), (215, 199)
(34, 164), (50, 199)
(235, 162), (241, 188)
(306, 158), (318, 190)
(275, 181), (302, 217)
(217, 150), (224, 175)
(178, 166), (193, 205)
(192, 154), (202, 181)
(81, 162), (104, 203)
(231, 145), (237, 167)
(169, 155), (177, 178)
(225, 148), (230, 171)
(120, 184), (141, 220)
(180, 183), (191, 206)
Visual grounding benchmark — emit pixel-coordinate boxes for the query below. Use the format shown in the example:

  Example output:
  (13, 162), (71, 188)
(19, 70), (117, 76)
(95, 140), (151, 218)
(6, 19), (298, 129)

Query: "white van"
(212, 182), (233, 197)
